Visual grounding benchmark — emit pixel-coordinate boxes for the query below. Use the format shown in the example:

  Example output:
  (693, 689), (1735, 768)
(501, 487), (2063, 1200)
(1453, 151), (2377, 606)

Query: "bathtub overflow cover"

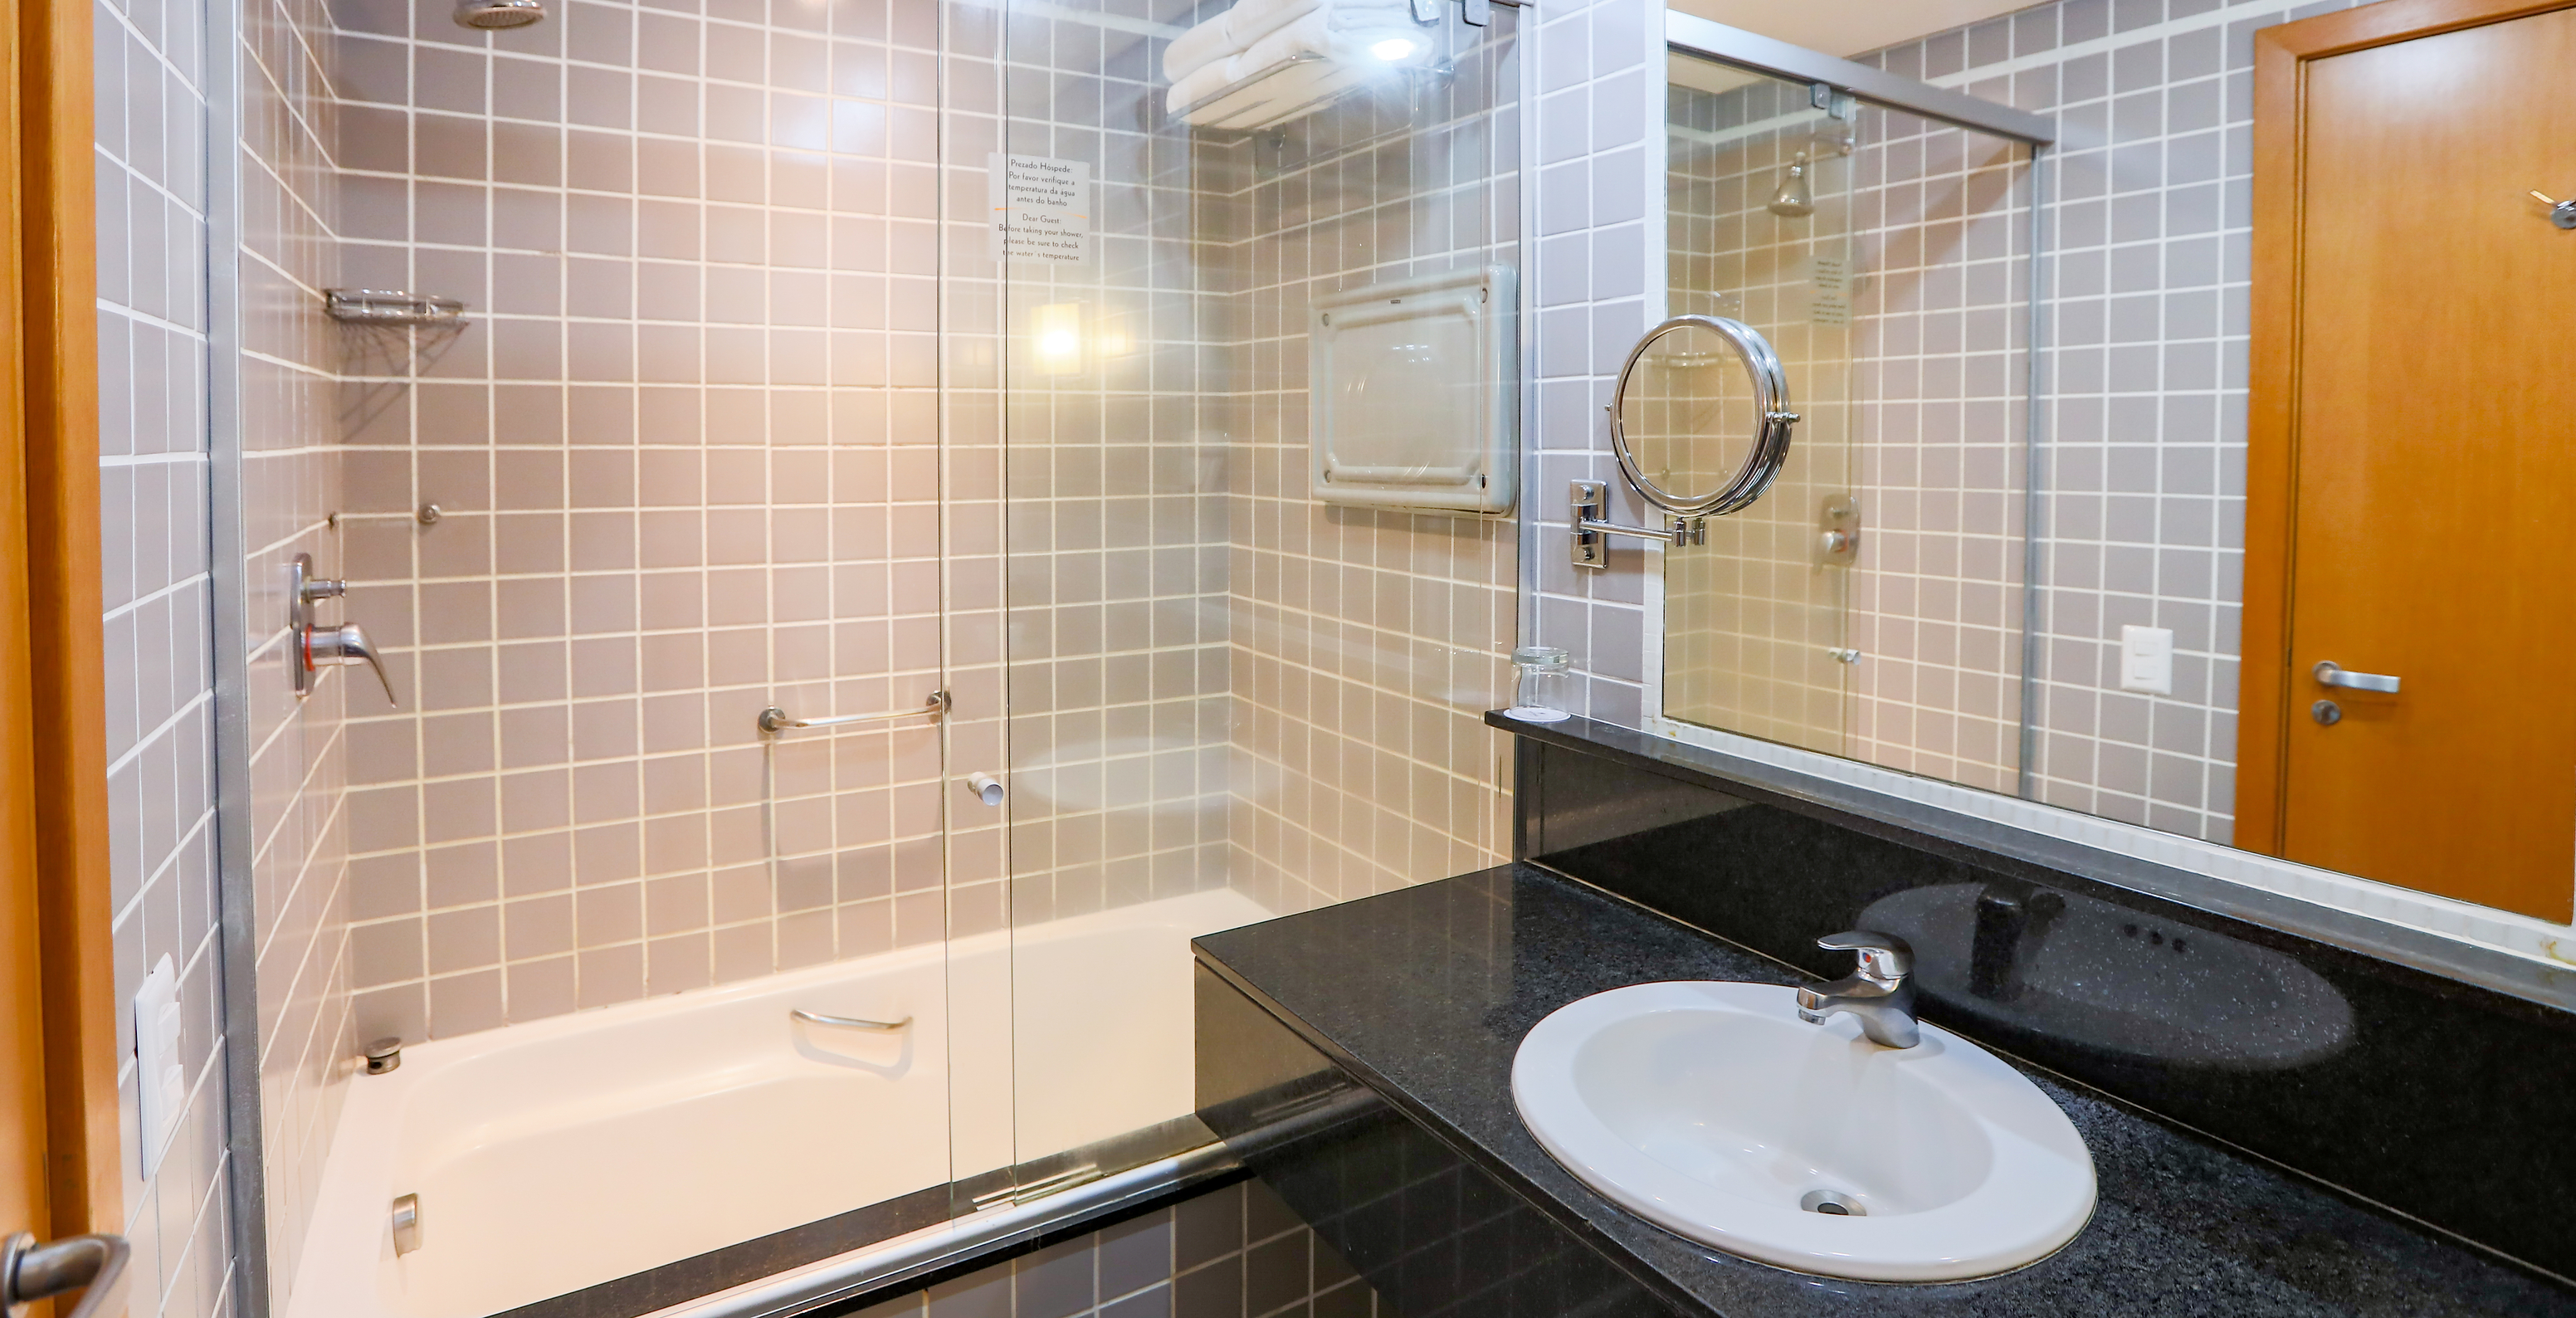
(1799, 1189), (1866, 1217)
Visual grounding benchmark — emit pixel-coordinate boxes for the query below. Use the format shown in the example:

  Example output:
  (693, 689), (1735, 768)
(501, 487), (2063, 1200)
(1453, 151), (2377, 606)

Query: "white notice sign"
(988, 154), (1091, 266)
(1810, 253), (1851, 325)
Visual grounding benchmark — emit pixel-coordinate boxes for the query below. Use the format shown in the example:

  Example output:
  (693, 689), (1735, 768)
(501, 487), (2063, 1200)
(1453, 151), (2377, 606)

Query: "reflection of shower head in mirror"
(1768, 151), (1816, 218)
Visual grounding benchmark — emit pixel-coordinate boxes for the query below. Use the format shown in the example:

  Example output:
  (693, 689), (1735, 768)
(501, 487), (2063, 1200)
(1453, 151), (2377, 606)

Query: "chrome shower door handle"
(2312, 661), (2399, 694)
(307, 622), (400, 705)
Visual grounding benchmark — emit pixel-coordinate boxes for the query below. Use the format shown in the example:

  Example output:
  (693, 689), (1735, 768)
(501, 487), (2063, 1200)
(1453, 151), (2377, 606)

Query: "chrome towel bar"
(759, 690), (950, 736)
(792, 1008), (911, 1032)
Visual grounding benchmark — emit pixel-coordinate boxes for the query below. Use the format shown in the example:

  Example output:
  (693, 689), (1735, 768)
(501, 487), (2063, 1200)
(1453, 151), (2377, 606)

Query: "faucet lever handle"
(1817, 930), (1911, 981)
(305, 622), (400, 706)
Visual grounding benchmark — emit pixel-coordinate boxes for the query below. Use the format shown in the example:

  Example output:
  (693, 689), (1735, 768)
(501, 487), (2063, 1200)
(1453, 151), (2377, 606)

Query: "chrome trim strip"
(2017, 144), (2051, 800)
(203, 0), (271, 1297)
(1664, 12), (2057, 145)
(649, 1144), (1241, 1318)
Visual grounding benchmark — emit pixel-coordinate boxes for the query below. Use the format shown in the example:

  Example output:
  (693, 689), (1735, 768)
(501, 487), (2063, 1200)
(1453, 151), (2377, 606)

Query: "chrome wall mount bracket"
(1569, 480), (1705, 570)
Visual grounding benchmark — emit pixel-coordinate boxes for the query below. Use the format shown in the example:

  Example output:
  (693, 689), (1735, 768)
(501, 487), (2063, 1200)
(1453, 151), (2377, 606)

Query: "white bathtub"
(286, 887), (1274, 1318)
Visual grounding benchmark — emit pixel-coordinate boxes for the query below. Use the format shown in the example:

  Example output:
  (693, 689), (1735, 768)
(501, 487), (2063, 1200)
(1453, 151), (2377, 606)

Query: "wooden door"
(0, 0), (127, 1267)
(2240, 0), (2576, 920)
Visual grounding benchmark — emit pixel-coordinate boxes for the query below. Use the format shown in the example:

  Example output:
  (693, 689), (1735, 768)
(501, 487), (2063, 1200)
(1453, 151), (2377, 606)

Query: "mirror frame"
(1608, 315), (1797, 517)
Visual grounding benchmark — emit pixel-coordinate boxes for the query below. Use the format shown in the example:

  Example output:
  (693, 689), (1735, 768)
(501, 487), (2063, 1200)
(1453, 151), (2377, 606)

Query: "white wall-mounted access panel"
(1310, 266), (1517, 514)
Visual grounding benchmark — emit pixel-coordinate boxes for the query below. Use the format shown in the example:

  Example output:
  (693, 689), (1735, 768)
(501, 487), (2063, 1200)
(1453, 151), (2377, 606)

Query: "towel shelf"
(1173, 52), (1357, 129)
(324, 289), (466, 326)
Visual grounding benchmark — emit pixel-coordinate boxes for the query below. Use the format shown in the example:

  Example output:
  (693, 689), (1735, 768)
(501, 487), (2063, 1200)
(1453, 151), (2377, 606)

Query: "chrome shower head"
(453, 0), (543, 28)
(1767, 150), (1815, 219)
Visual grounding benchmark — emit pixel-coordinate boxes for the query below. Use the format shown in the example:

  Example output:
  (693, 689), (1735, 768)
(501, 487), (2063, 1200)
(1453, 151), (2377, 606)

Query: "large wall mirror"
(1622, 0), (2576, 958)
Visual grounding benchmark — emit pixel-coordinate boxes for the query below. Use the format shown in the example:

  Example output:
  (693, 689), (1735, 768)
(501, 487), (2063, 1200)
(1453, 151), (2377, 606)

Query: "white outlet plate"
(2119, 625), (2174, 696)
(134, 954), (185, 1179)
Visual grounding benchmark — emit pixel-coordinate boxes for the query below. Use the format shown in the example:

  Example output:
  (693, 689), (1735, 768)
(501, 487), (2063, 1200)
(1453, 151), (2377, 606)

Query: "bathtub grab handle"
(793, 1008), (911, 1032)
(759, 691), (950, 736)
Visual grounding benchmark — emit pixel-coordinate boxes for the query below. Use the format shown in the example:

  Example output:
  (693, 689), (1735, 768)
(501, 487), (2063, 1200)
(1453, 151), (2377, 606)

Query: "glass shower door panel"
(988, 0), (1522, 1199)
(1662, 56), (1858, 754)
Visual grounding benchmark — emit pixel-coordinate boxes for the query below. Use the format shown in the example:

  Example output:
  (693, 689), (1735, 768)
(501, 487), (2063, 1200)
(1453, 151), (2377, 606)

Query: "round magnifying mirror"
(1609, 315), (1798, 518)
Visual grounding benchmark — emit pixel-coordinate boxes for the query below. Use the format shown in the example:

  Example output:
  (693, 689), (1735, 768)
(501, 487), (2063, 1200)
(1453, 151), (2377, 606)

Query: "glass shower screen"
(1658, 52), (1861, 755)
(981, 0), (1524, 1203)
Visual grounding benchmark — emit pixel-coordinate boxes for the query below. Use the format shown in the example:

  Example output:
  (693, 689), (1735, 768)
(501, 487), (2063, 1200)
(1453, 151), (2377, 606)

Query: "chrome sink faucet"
(1796, 930), (1920, 1048)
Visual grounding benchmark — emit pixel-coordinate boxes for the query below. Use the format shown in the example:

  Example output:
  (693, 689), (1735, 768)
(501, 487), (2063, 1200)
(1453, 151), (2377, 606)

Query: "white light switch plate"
(134, 954), (185, 1179)
(2120, 625), (2174, 696)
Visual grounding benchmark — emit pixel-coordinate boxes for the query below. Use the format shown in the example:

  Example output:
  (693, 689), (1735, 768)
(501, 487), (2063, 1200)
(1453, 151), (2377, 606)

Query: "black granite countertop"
(1193, 864), (2576, 1317)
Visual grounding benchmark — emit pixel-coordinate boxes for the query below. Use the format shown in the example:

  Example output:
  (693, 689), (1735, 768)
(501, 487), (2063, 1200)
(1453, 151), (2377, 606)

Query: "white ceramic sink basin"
(1511, 981), (2095, 1281)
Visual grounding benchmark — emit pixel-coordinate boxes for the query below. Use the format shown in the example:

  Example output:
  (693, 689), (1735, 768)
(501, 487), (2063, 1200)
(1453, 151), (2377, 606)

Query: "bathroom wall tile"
(120, 0), (366, 1299)
(340, 0), (972, 1035)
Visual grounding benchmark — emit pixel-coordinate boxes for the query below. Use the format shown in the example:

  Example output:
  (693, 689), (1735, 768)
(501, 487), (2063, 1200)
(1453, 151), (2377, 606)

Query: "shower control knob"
(305, 622), (400, 706)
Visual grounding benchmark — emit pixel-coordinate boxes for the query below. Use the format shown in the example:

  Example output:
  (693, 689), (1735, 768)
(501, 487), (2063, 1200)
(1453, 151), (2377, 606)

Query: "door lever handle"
(2313, 661), (2399, 694)
(306, 622), (400, 705)
(1, 1231), (130, 1318)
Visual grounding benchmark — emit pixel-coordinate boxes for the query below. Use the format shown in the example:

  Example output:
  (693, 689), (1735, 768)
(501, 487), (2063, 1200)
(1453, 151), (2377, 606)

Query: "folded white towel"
(1164, 0), (1316, 83)
(1162, 0), (1421, 84)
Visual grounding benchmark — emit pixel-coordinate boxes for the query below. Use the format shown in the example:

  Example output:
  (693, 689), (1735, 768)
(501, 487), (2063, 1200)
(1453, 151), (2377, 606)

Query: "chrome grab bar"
(2313, 661), (2399, 695)
(792, 1008), (911, 1032)
(759, 690), (950, 736)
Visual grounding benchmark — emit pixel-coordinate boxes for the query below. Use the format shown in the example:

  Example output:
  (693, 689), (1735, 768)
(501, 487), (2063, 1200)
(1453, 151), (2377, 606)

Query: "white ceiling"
(1667, 0), (2040, 59)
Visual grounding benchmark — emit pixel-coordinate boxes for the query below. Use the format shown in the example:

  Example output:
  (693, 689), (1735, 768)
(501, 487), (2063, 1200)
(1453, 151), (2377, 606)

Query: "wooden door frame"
(0, 0), (123, 1248)
(2234, 0), (2576, 852)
